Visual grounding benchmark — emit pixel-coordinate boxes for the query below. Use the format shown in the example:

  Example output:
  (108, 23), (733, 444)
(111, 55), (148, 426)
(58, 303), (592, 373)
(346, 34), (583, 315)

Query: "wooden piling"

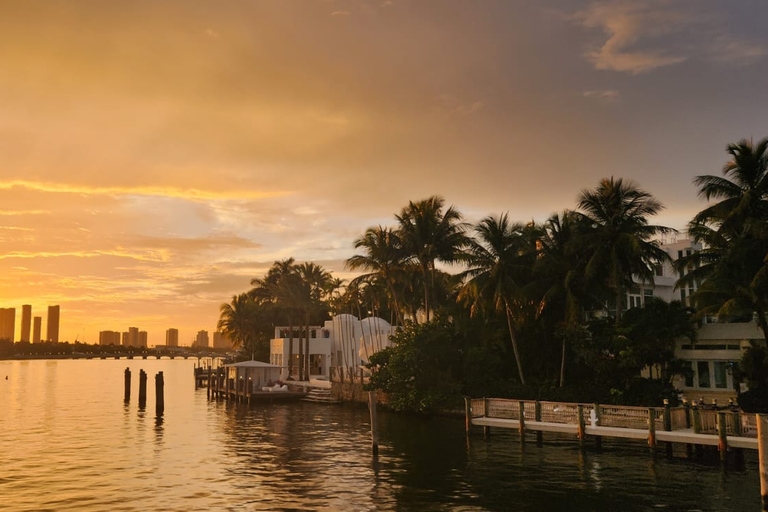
(535, 400), (543, 445)
(138, 369), (147, 407)
(663, 400), (672, 458)
(207, 368), (212, 400)
(484, 398), (490, 439)
(757, 414), (768, 511)
(124, 367), (131, 402)
(717, 412), (727, 462)
(577, 405), (585, 446)
(155, 371), (164, 416)
(368, 390), (379, 456)
(648, 408), (656, 453)
(464, 398), (471, 435)
(594, 403), (602, 451)
(518, 401), (526, 442)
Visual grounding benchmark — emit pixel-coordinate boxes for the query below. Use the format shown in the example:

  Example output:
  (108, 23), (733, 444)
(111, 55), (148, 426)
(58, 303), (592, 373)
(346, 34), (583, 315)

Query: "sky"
(1, 0), (767, 346)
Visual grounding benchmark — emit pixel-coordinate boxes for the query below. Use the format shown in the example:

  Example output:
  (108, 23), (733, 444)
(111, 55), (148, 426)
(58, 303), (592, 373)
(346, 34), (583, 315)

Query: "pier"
(466, 398), (760, 453)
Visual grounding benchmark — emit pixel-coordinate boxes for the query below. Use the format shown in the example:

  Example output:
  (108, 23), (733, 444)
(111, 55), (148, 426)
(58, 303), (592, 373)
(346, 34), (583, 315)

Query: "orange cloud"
(0, 180), (288, 201)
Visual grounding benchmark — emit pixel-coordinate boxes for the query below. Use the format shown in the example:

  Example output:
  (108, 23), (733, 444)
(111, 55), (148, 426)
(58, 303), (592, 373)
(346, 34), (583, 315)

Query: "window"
(683, 361), (694, 387)
(697, 361), (711, 388)
(654, 265), (663, 277)
(714, 362), (728, 389)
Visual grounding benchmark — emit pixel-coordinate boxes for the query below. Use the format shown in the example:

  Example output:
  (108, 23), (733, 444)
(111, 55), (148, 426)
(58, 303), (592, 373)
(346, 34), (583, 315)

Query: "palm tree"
(691, 138), (768, 235)
(297, 262), (332, 380)
(347, 226), (406, 325)
(218, 293), (258, 359)
(251, 259), (301, 379)
(458, 213), (535, 384)
(679, 138), (768, 340)
(576, 178), (674, 325)
(396, 196), (469, 322)
(535, 211), (596, 386)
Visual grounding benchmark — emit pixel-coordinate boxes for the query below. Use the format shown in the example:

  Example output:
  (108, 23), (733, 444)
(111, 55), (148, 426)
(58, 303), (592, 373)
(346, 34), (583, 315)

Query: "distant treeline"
(0, 340), (227, 359)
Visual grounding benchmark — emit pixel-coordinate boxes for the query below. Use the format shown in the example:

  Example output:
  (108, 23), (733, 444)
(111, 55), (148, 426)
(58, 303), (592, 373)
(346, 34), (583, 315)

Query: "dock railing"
(468, 398), (758, 439)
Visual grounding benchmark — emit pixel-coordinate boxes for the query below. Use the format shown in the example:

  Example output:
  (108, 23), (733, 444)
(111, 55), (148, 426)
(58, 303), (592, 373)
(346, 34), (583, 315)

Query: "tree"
(576, 177), (674, 325)
(251, 258), (302, 379)
(458, 213), (535, 385)
(679, 137), (768, 341)
(535, 211), (597, 386)
(297, 262), (332, 380)
(396, 196), (469, 322)
(346, 226), (406, 325)
(218, 293), (263, 360)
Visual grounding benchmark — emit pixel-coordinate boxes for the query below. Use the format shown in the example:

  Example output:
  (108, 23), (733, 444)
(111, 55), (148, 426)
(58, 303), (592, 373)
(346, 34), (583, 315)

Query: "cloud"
(0, 180), (287, 201)
(582, 89), (620, 102)
(572, 1), (767, 74)
(572, 1), (688, 74)
(0, 210), (50, 216)
(330, 11), (351, 16)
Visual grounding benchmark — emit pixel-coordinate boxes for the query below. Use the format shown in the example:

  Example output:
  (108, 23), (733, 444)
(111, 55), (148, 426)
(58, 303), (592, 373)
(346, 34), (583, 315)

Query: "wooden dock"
(197, 367), (306, 404)
(466, 398), (760, 453)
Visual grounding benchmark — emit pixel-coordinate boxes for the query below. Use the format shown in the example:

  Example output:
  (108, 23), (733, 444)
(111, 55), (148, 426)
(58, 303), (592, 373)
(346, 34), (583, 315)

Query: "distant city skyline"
(0, 1), (767, 342)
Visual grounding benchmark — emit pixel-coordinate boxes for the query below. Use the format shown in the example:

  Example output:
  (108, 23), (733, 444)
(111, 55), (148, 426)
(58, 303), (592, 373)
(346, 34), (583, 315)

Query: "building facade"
(20, 305), (31, 342)
(166, 328), (179, 347)
(0, 308), (15, 341)
(99, 330), (122, 345)
(195, 330), (209, 348)
(32, 317), (41, 343)
(46, 305), (60, 343)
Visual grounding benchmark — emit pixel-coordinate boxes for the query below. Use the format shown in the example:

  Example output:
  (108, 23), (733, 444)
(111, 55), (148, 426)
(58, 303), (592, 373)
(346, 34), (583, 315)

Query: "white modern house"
(269, 314), (394, 381)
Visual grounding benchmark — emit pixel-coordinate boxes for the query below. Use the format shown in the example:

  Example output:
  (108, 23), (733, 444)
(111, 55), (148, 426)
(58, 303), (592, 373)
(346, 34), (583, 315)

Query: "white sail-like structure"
(358, 316), (393, 365)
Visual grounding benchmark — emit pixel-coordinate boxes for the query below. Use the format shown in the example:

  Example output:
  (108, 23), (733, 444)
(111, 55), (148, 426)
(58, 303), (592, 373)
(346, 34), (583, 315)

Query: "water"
(0, 359), (762, 511)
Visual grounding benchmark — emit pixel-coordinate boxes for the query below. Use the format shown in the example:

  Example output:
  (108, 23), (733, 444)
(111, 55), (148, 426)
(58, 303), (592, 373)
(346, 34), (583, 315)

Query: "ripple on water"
(0, 359), (762, 511)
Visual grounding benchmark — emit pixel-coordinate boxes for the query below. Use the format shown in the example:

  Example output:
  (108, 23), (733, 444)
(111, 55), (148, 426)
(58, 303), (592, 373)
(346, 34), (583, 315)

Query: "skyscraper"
(125, 327), (139, 347)
(213, 331), (232, 350)
(195, 330), (209, 348)
(99, 331), (121, 345)
(166, 328), (179, 347)
(47, 305), (60, 342)
(33, 317), (42, 343)
(138, 331), (148, 347)
(20, 305), (31, 342)
(0, 308), (16, 341)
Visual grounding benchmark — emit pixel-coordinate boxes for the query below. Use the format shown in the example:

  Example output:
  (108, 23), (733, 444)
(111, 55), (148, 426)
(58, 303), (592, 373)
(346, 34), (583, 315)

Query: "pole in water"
(138, 369), (147, 407)
(368, 390), (379, 456)
(758, 414), (768, 510)
(124, 367), (131, 402)
(155, 371), (165, 416)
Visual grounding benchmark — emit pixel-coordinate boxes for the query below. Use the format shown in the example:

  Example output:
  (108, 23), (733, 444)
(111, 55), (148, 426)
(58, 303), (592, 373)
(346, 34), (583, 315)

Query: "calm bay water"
(0, 359), (762, 511)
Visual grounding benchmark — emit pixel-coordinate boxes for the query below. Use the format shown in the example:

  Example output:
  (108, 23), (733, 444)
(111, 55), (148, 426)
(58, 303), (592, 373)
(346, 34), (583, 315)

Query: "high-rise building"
(194, 330), (209, 348)
(124, 327), (139, 347)
(20, 305), (31, 342)
(33, 317), (42, 343)
(99, 330), (121, 345)
(139, 331), (148, 347)
(166, 328), (179, 347)
(46, 305), (60, 343)
(0, 308), (16, 341)
(213, 331), (232, 350)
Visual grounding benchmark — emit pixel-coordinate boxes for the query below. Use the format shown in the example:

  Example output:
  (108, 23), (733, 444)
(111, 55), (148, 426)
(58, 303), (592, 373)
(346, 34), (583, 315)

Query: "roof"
(225, 360), (283, 368)
(697, 321), (763, 341)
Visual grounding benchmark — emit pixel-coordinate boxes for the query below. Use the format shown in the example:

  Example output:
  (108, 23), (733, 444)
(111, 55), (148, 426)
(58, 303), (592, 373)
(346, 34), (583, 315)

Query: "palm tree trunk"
(559, 335), (566, 387)
(287, 318), (294, 380)
(422, 263), (430, 322)
(305, 313), (311, 380)
(615, 285), (623, 326)
(385, 276), (405, 326)
(505, 303), (526, 385)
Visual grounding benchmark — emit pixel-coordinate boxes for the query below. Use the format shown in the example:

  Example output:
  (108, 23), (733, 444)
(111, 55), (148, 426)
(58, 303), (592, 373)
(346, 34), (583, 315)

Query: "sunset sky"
(1, 0), (767, 346)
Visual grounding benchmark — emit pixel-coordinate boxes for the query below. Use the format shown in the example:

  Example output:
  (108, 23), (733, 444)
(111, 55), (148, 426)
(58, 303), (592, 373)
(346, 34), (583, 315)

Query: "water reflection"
(0, 359), (763, 512)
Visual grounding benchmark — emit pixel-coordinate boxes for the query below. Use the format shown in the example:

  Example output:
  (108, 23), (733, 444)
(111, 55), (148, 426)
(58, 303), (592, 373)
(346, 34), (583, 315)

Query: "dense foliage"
(215, 136), (768, 411)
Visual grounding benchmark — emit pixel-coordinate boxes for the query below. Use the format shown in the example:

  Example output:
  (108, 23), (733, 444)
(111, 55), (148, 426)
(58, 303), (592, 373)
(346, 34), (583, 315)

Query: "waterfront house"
(269, 314), (394, 381)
